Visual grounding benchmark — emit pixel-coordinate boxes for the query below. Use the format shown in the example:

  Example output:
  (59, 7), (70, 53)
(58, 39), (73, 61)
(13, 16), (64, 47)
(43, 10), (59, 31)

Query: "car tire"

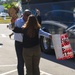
(40, 27), (54, 54)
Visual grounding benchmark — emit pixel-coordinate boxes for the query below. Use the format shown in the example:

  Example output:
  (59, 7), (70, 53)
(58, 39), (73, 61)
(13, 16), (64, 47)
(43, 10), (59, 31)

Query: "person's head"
(8, 7), (19, 17)
(23, 9), (31, 22)
(24, 14), (41, 29)
(23, 14), (41, 37)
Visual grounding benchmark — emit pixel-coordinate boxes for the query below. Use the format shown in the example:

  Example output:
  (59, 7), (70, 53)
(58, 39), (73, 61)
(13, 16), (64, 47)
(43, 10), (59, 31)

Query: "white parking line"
(40, 70), (52, 75)
(0, 34), (6, 37)
(0, 64), (53, 75)
(0, 69), (17, 75)
(0, 64), (16, 67)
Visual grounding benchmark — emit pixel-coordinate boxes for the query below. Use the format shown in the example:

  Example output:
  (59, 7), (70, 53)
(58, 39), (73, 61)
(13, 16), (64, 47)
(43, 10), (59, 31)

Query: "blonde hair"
(22, 15), (41, 37)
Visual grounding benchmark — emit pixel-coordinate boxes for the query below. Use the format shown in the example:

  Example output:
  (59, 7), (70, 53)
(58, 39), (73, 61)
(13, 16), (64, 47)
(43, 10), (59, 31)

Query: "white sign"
(52, 33), (74, 60)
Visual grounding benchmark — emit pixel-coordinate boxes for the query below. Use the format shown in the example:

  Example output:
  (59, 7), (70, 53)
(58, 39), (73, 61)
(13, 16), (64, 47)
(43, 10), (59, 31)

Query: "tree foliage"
(3, 2), (17, 10)
(3, 4), (14, 9)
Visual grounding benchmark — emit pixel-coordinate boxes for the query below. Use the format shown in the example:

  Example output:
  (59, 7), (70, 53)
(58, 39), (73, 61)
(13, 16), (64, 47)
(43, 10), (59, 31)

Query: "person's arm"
(7, 19), (16, 30)
(7, 24), (15, 30)
(39, 28), (52, 39)
(13, 27), (24, 33)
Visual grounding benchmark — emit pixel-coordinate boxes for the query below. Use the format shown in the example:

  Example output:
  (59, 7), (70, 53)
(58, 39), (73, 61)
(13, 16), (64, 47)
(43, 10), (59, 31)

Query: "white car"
(0, 12), (8, 17)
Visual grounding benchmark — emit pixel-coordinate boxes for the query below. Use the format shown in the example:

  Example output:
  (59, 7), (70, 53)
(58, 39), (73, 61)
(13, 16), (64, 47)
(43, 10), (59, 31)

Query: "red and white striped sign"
(52, 33), (74, 60)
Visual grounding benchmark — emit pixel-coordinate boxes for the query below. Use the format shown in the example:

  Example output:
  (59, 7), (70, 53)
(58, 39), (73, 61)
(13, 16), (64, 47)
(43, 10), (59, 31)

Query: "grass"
(0, 16), (11, 24)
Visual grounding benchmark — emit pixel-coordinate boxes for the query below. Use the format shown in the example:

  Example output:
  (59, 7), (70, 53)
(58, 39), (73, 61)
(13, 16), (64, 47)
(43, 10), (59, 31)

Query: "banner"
(52, 33), (74, 60)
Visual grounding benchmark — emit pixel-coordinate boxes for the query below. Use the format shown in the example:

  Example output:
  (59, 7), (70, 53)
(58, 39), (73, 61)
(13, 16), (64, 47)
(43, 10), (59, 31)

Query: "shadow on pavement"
(0, 43), (3, 45)
(41, 52), (75, 69)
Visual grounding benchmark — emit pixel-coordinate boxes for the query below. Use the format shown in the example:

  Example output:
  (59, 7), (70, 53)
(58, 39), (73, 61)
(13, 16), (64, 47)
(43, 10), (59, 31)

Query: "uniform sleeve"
(39, 28), (51, 38)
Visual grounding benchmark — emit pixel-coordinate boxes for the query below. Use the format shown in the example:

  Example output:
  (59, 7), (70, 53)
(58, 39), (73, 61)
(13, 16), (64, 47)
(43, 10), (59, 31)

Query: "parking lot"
(0, 24), (75, 75)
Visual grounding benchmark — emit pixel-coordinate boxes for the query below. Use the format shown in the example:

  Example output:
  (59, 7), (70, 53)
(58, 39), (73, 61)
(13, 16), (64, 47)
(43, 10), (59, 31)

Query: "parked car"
(0, 12), (8, 17)
(40, 20), (75, 54)
(38, 9), (75, 54)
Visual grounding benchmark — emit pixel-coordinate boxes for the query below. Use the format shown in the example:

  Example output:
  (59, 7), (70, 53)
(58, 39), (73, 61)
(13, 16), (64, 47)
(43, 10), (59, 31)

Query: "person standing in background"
(8, 9), (31, 75)
(35, 8), (42, 25)
(7, 6), (19, 38)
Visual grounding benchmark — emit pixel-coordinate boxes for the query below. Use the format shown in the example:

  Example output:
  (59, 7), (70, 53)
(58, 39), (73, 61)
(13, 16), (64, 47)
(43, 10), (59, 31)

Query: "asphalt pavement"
(0, 24), (75, 75)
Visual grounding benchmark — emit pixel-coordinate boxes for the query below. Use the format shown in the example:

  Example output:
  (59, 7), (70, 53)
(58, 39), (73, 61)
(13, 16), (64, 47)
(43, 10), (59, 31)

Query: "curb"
(0, 24), (9, 25)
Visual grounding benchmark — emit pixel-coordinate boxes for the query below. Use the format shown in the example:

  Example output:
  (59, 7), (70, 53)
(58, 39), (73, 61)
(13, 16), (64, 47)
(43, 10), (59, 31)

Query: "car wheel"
(40, 27), (54, 54)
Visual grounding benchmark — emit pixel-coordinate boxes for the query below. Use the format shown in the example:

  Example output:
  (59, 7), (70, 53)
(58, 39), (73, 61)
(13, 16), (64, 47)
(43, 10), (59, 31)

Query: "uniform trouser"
(15, 41), (24, 75)
(23, 45), (41, 75)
